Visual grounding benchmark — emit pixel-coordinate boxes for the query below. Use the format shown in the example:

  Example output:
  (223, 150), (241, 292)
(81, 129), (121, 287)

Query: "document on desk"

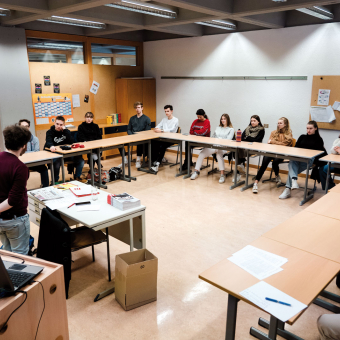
(240, 281), (307, 322)
(228, 245), (287, 280)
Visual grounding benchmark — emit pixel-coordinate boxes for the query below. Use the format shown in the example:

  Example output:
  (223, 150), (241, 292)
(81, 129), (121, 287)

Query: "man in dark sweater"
(0, 125), (31, 254)
(119, 101), (151, 168)
(44, 116), (85, 183)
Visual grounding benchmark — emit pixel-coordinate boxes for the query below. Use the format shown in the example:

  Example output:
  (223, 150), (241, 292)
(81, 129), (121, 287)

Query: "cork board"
(310, 75), (340, 130)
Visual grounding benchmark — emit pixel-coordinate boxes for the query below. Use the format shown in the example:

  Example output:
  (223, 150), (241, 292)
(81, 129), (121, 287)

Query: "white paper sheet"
(310, 106), (336, 123)
(72, 94), (80, 108)
(318, 89), (331, 106)
(36, 118), (49, 125)
(77, 204), (100, 212)
(240, 281), (307, 322)
(90, 81), (100, 95)
(332, 101), (340, 111)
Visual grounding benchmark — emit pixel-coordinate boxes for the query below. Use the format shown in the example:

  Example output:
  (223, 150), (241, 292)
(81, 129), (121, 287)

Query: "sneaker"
(150, 162), (159, 174)
(292, 179), (299, 190)
(191, 171), (199, 180)
(237, 164), (246, 175)
(275, 175), (282, 186)
(219, 175), (225, 184)
(252, 183), (258, 194)
(136, 161), (141, 169)
(74, 177), (87, 183)
(279, 187), (291, 199)
(118, 161), (128, 168)
(162, 157), (168, 163)
(232, 174), (241, 183)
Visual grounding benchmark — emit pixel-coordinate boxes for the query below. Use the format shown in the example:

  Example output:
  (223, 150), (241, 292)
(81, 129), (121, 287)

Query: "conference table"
(319, 154), (340, 193)
(330, 183), (340, 193)
(199, 236), (340, 340)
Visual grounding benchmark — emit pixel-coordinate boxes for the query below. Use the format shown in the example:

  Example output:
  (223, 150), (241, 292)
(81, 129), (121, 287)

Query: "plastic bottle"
(236, 129), (242, 142)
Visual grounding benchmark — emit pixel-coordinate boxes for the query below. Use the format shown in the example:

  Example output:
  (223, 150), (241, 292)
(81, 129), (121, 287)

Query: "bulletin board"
(310, 75), (340, 130)
(32, 93), (74, 126)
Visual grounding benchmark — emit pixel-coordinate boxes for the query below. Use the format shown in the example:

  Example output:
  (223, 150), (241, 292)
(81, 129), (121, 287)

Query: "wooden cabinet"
(116, 78), (156, 124)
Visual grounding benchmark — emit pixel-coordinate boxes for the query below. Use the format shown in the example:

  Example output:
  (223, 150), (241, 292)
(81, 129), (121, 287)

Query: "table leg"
(314, 296), (340, 313)
(225, 295), (239, 340)
(141, 210), (146, 248)
(95, 149), (107, 189)
(127, 144), (136, 181)
(50, 159), (55, 185)
(176, 140), (186, 177)
(138, 140), (155, 174)
(300, 161), (313, 206)
(61, 157), (65, 183)
(90, 152), (94, 186)
(121, 146), (131, 182)
(250, 315), (278, 340)
(325, 161), (331, 194)
(129, 219), (134, 252)
(241, 149), (254, 191)
(183, 142), (192, 179)
(230, 149), (245, 190)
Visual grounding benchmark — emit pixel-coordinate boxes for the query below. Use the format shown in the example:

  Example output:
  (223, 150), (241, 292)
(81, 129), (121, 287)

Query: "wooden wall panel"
(128, 80), (144, 121)
(143, 79), (156, 122)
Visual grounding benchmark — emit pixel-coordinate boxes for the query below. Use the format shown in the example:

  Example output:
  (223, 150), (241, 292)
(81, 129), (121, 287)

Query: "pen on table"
(265, 297), (291, 306)
(67, 203), (75, 209)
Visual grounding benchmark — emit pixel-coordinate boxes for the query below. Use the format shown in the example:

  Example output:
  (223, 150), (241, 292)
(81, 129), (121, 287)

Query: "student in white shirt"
(191, 114), (234, 183)
(150, 105), (179, 173)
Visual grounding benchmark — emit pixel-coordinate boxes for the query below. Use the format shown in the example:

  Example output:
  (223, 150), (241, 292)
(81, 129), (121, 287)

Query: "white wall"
(144, 23), (340, 160)
(0, 26), (35, 150)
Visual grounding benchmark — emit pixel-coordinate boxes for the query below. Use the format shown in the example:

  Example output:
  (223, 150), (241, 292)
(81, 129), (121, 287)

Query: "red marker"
(67, 203), (75, 209)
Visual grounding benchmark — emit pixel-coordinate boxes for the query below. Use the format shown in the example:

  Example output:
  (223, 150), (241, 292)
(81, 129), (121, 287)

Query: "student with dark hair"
(181, 109), (211, 170)
(19, 119), (49, 187)
(279, 121), (327, 199)
(191, 114), (234, 183)
(77, 112), (102, 169)
(235, 115), (265, 183)
(44, 116), (85, 183)
(119, 101), (151, 169)
(150, 105), (179, 173)
(0, 125), (31, 254)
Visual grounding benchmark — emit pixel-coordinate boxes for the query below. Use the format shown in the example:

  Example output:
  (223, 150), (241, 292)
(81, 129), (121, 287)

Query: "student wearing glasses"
(191, 114), (234, 183)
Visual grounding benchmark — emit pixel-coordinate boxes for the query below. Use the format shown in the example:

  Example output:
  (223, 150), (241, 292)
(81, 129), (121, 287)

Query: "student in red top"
(182, 109), (211, 170)
(0, 125), (31, 254)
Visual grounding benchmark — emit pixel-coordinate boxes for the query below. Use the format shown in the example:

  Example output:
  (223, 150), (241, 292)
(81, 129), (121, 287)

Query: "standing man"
(19, 119), (49, 187)
(150, 105), (179, 174)
(0, 125), (31, 254)
(119, 101), (151, 169)
(44, 116), (85, 183)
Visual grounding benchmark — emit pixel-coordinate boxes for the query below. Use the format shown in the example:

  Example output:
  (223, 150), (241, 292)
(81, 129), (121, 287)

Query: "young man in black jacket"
(44, 116), (85, 183)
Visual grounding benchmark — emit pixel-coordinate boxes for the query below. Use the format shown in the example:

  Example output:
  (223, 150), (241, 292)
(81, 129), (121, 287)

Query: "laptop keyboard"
(8, 271), (33, 288)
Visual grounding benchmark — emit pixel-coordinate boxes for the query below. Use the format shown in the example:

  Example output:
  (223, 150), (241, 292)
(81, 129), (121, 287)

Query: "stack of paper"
(228, 245), (287, 280)
(30, 188), (64, 201)
(109, 193), (140, 211)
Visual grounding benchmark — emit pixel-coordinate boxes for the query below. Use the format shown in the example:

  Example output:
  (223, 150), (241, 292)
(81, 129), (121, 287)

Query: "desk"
(305, 192), (340, 221)
(238, 142), (324, 206)
(0, 250), (69, 340)
(20, 151), (62, 185)
(319, 154), (340, 193)
(330, 183), (340, 193)
(199, 237), (340, 340)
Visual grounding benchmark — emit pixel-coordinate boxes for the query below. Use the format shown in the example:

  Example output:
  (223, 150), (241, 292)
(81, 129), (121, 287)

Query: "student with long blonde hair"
(191, 114), (234, 184)
(253, 117), (293, 193)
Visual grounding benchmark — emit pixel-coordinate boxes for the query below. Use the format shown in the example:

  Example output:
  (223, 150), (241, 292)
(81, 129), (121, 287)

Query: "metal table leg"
(61, 157), (65, 183)
(126, 144), (136, 181)
(325, 161), (331, 193)
(225, 295), (239, 340)
(175, 140), (186, 177)
(50, 159), (55, 185)
(121, 146), (131, 182)
(230, 149), (245, 190)
(314, 294), (340, 313)
(129, 219), (134, 251)
(241, 149), (254, 191)
(95, 149), (107, 189)
(141, 210), (146, 248)
(138, 139), (155, 174)
(300, 161), (313, 206)
(183, 142), (192, 179)
(90, 152), (94, 186)
(250, 315), (279, 340)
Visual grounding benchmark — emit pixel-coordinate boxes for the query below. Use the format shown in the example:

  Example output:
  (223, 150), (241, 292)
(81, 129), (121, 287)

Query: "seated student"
(150, 105), (179, 174)
(77, 112), (102, 169)
(44, 116), (86, 183)
(252, 117), (293, 193)
(0, 125), (31, 254)
(279, 120), (326, 199)
(317, 314), (340, 340)
(319, 134), (340, 191)
(235, 115), (265, 182)
(119, 101), (151, 169)
(182, 109), (211, 170)
(19, 119), (49, 187)
(191, 114), (234, 183)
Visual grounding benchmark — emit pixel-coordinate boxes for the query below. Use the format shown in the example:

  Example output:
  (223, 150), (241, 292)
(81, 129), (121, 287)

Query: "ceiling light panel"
(0, 7), (10, 16)
(37, 16), (106, 29)
(105, 1), (177, 19)
(296, 6), (333, 20)
(196, 20), (236, 30)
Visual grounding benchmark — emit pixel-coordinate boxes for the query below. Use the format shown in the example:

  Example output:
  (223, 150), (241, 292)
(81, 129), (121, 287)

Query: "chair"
(37, 207), (109, 299)
(208, 152), (233, 177)
(162, 127), (182, 168)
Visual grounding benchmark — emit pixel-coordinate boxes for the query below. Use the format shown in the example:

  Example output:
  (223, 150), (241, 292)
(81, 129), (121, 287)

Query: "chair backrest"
(291, 138), (297, 147)
(177, 126), (181, 133)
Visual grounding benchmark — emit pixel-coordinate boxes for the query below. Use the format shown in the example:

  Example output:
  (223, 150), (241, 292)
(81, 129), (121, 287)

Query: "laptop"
(0, 257), (44, 293)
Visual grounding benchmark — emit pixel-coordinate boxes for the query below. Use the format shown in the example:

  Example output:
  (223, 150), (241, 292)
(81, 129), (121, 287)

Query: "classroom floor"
(25, 154), (339, 340)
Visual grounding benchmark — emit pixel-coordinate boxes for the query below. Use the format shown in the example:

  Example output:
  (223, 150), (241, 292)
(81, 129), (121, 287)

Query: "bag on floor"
(87, 169), (110, 183)
(109, 167), (122, 181)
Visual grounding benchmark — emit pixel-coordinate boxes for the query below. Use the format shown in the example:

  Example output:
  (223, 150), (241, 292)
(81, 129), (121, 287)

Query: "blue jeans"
(286, 159), (314, 188)
(0, 214), (30, 255)
(319, 164), (336, 190)
(53, 156), (84, 182)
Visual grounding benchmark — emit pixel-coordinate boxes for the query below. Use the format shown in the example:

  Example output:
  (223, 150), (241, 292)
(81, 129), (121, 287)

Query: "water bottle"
(236, 129), (242, 142)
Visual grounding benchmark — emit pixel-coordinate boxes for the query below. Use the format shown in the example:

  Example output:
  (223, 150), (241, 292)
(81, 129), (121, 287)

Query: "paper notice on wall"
(318, 89), (331, 106)
(90, 81), (100, 95)
(72, 94), (80, 108)
(333, 101), (340, 111)
(310, 106), (336, 123)
(36, 118), (49, 125)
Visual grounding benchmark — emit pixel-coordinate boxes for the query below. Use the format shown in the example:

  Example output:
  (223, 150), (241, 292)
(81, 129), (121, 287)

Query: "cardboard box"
(115, 249), (158, 311)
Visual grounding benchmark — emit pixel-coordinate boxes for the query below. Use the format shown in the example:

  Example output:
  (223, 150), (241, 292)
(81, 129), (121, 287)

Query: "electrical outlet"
(264, 124), (269, 128)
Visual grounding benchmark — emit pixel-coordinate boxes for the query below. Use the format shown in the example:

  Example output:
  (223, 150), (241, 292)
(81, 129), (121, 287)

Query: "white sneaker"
(118, 162), (128, 168)
(191, 171), (199, 180)
(219, 175), (225, 184)
(162, 157), (167, 163)
(275, 175), (282, 186)
(292, 179), (299, 190)
(279, 188), (291, 199)
(136, 161), (141, 169)
(232, 174), (241, 183)
(252, 183), (258, 194)
(150, 162), (159, 173)
(237, 164), (246, 175)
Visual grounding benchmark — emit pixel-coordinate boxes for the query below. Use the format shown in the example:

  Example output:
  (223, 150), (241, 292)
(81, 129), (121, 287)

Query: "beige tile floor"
(13, 154), (340, 339)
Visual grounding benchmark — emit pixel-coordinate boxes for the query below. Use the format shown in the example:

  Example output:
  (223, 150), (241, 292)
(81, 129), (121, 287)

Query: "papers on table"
(228, 245), (287, 280)
(310, 106), (336, 123)
(240, 281), (307, 322)
(77, 204), (100, 212)
(41, 189), (90, 210)
(30, 187), (63, 201)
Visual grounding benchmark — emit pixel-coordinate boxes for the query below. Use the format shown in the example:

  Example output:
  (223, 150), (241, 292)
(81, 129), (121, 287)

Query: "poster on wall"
(90, 80), (100, 94)
(44, 76), (51, 86)
(317, 89), (330, 106)
(53, 83), (60, 93)
(32, 93), (74, 126)
(35, 83), (42, 93)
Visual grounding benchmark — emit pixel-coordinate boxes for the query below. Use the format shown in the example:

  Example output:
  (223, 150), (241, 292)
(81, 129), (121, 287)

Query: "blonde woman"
(191, 114), (234, 184)
(253, 117), (293, 193)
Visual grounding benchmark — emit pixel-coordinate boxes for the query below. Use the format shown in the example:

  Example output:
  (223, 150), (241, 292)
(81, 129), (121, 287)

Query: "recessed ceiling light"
(105, 0), (177, 19)
(0, 7), (10, 16)
(196, 19), (236, 30)
(297, 6), (333, 20)
(37, 16), (106, 29)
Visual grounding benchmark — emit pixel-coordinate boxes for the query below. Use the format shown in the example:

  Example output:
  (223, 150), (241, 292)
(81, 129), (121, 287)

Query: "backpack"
(109, 167), (122, 181)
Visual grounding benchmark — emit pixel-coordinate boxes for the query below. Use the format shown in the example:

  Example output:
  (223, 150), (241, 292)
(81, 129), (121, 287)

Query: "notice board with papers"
(310, 75), (340, 130)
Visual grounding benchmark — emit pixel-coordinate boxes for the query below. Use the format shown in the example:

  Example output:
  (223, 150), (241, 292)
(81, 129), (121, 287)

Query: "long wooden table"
(319, 154), (340, 193)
